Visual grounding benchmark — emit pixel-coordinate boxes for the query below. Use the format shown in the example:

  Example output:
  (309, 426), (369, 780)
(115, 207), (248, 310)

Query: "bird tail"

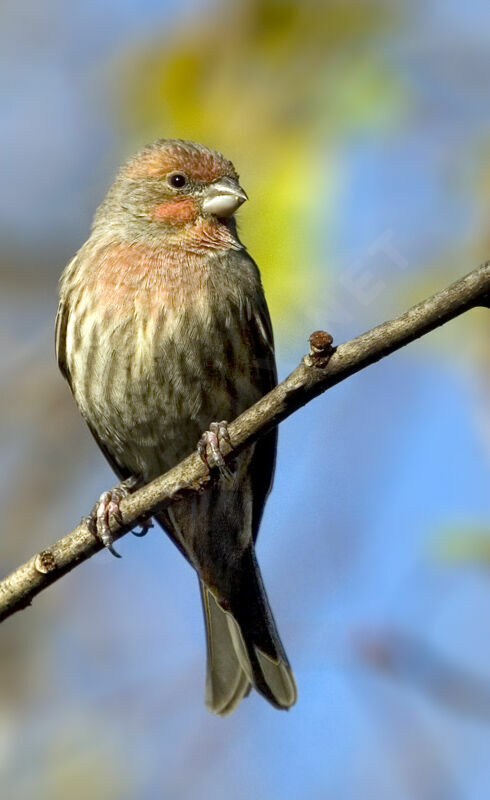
(200, 547), (297, 716)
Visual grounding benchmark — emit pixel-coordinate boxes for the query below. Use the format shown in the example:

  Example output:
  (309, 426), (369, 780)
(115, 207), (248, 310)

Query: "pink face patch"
(153, 197), (197, 223)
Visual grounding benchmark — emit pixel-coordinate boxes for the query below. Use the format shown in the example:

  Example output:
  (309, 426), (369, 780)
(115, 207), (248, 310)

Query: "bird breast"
(65, 241), (262, 479)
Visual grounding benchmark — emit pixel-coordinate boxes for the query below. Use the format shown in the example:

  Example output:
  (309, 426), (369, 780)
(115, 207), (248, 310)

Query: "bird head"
(96, 140), (248, 246)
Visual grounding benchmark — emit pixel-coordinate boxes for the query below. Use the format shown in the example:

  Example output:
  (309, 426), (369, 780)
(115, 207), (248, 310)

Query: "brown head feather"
(123, 139), (238, 183)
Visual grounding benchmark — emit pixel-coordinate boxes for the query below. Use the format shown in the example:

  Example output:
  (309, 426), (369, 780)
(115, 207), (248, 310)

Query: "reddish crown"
(123, 139), (238, 184)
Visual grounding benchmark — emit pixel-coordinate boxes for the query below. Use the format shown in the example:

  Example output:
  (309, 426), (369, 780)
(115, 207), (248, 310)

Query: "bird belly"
(67, 302), (261, 481)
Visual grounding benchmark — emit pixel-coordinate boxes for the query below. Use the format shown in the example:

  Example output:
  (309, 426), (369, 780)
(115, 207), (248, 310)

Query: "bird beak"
(202, 177), (248, 217)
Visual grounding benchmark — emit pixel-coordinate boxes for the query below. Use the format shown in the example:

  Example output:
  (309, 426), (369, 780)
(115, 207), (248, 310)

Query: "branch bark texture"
(1, 262), (489, 623)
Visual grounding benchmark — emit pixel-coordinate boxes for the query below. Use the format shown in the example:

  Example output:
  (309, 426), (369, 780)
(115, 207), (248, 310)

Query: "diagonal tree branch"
(1, 262), (489, 624)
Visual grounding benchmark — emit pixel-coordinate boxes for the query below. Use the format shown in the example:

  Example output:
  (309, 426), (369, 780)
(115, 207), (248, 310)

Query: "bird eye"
(167, 172), (187, 188)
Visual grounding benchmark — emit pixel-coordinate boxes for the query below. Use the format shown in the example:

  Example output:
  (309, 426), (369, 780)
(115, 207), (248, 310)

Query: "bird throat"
(166, 216), (242, 254)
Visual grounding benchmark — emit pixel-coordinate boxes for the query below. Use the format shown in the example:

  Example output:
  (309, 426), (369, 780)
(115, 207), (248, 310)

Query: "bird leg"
(85, 475), (151, 558)
(197, 420), (233, 479)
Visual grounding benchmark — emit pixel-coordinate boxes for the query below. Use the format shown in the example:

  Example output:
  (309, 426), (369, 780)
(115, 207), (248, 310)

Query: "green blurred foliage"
(115, 0), (405, 323)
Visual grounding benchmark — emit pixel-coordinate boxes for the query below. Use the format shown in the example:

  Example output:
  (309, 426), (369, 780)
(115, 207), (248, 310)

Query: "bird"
(56, 138), (297, 715)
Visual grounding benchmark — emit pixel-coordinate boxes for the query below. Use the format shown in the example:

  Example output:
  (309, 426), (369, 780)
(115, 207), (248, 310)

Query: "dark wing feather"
(55, 254), (79, 388)
(247, 295), (278, 542)
(55, 298), (71, 388)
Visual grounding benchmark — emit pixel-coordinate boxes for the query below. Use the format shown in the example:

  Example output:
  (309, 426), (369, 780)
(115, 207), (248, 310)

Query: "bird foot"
(85, 475), (145, 558)
(198, 420), (233, 479)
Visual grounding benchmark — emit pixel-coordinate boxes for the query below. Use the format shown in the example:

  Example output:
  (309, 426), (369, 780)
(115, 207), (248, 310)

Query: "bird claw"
(197, 420), (233, 479)
(87, 476), (143, 558)
(132, 515), (154, 537)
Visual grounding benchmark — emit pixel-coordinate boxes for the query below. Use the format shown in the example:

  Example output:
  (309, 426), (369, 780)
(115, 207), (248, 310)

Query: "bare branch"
(1, 262), (489, 623)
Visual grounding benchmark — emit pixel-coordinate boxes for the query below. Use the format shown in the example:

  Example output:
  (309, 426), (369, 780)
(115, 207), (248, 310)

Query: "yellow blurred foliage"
(435, 527), (490, 566)
(114, 0), (404, 324)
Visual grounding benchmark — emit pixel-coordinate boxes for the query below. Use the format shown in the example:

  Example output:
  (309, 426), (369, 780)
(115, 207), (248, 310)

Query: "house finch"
(56, 139), (297, 715)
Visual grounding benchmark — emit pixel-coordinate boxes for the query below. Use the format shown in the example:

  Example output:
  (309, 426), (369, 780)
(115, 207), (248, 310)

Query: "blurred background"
(1, 0), (490, 797)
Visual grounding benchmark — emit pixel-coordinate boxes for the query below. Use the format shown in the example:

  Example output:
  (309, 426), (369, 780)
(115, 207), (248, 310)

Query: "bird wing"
(157, 288), (278, 554)
(55, 296), (71, 388)
(55, 254), (80, 391)
(247, 295), (278, 542)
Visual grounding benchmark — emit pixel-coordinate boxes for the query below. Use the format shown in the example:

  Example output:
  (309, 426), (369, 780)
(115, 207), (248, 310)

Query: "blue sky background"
(1, 1), (490, 798)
